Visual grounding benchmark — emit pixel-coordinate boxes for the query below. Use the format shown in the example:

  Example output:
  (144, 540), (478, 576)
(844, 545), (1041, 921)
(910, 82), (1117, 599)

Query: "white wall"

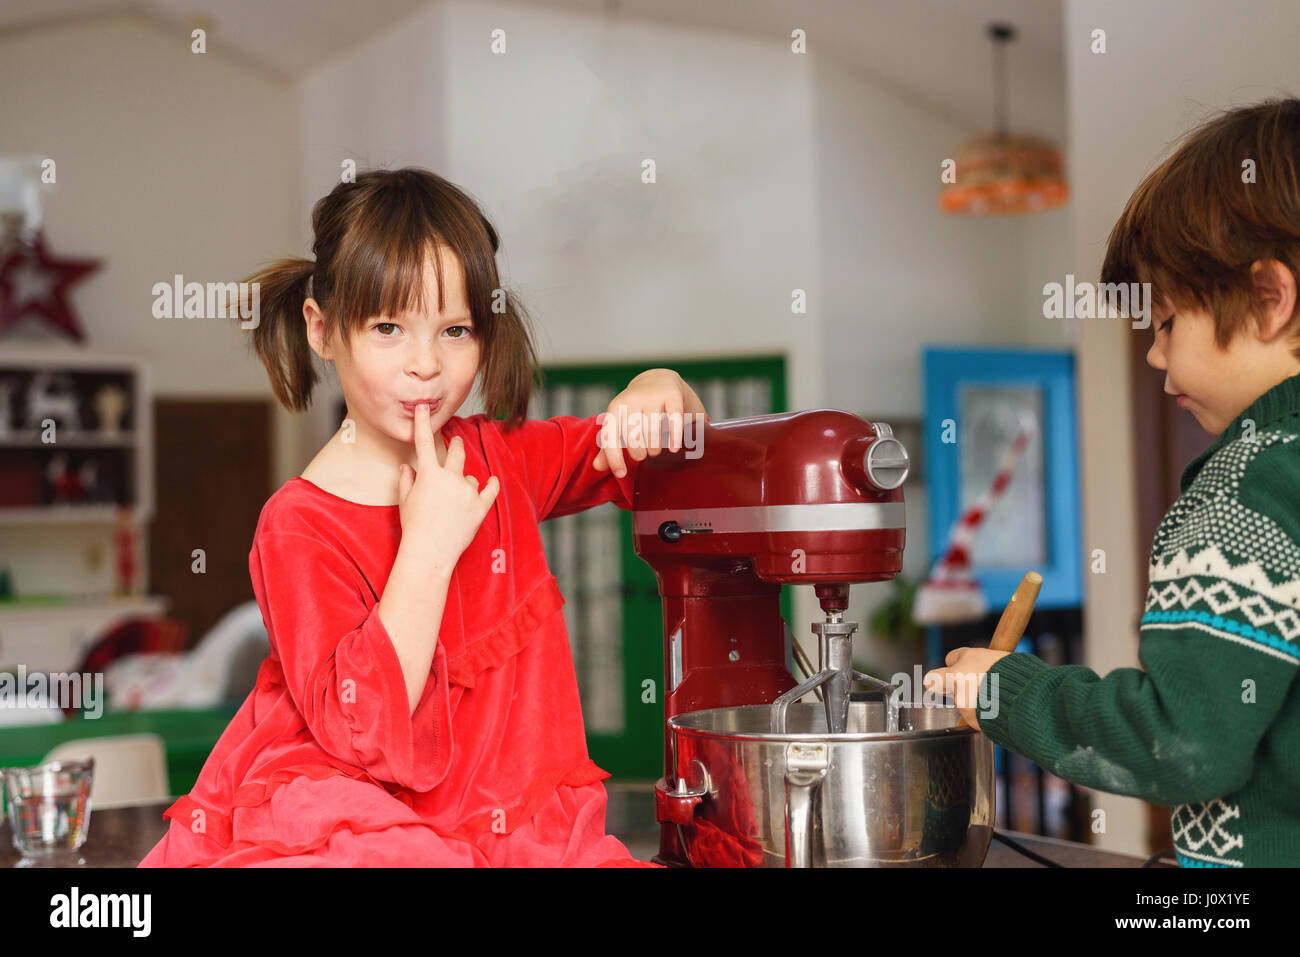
(812, 51), (1073, 673)
(1064, 0), (1300, 855)
(298, 0), (822, 428)
(0, 11), (298, 387)
(299, 0), (826, 651)
(5, 0), (1076, 746)
(296, 0), (1071, 673)
(0, 12), (299, 592)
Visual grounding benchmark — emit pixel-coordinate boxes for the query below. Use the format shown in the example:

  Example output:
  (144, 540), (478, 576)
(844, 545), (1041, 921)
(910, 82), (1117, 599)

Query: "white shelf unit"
(0, 346), (154, 524)
(0, 346), (164, 674)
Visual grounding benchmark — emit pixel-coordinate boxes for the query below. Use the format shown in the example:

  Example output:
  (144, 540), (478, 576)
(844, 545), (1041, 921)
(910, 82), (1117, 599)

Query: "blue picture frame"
(921, 347), (1082, 610)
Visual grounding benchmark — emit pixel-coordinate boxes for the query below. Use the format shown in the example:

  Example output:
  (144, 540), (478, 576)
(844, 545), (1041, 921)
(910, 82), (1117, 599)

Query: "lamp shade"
(940, 132), (1069, 215)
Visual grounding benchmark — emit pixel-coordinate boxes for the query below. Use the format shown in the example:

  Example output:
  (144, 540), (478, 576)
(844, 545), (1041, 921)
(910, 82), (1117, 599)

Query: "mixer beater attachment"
(769, 609), (897, 734)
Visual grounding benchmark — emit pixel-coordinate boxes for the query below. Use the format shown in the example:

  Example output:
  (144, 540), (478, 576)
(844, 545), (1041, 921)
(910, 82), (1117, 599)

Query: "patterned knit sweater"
(981, 372), (1300, 867)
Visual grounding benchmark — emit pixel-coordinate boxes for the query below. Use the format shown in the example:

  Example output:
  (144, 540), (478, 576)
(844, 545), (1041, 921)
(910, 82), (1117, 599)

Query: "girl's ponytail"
(241, 257), (318, 412)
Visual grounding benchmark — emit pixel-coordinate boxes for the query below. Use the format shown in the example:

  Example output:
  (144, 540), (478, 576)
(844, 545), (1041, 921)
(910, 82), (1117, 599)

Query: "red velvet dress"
(138, 412), (660, 867)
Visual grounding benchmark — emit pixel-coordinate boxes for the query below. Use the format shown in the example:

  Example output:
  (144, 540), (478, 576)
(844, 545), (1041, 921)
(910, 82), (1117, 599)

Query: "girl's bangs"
(333, 234), (445, 338)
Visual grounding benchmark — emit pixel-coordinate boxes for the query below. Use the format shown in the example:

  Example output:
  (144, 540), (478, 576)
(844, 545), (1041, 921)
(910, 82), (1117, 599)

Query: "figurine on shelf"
(24, 371), (82, 434)
(79, 457), (103, 502)
(0, 376), (19, 439)
(93, 383), (128, 437)
(45, 452), (85, 504)
(114, 505), (138, 596)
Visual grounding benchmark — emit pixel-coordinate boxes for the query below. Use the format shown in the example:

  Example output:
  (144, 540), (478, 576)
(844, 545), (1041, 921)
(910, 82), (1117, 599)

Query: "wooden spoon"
(989, 571), (1043, 652)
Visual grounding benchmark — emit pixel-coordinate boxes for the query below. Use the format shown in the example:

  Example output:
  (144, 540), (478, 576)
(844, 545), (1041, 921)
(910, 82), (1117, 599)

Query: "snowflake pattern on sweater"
(1143, 428), (1300, 866)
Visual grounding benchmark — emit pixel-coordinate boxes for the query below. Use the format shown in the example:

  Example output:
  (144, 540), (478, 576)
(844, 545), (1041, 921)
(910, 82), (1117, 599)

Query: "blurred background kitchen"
(0, 0), (1292, 863)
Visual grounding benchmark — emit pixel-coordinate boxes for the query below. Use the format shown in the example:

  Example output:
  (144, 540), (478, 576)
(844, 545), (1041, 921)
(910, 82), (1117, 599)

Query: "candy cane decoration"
(913, 412), (1037, 625)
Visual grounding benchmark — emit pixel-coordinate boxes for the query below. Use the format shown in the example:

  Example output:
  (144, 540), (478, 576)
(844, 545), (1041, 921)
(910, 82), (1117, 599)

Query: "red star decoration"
(0, 231), (101, 341)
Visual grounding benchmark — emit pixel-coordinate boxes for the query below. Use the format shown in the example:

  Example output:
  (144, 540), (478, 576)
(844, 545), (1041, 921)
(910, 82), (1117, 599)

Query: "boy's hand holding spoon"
(922, 571), (1043, 730)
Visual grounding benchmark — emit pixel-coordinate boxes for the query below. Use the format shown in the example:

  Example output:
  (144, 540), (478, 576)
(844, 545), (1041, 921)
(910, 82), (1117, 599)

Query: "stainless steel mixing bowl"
(666, 699), (995, 867)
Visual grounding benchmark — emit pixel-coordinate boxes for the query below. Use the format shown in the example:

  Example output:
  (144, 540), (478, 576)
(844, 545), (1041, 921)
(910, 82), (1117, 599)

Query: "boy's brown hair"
(1100, 96), (1300, 356)
(237, 167), (542, 427)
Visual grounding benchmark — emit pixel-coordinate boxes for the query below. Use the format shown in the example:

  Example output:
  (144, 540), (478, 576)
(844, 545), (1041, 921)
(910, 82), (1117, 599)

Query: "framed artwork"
(922, 347), (1082, 608)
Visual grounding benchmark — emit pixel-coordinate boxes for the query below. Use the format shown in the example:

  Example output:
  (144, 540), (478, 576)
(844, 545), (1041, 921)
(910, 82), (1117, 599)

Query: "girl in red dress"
(138, 168), (706, 867)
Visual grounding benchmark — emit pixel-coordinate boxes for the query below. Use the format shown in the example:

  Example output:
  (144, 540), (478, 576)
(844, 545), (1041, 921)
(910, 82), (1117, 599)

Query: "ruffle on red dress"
(138, 412), (662, 867)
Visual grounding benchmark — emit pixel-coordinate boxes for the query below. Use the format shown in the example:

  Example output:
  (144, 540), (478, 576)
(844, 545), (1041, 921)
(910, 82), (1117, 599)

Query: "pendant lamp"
(940, 23), (1069, 216)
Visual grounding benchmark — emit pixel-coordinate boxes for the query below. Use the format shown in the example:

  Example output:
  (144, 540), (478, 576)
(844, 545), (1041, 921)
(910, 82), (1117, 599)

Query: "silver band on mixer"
(633, 502), (905, 536)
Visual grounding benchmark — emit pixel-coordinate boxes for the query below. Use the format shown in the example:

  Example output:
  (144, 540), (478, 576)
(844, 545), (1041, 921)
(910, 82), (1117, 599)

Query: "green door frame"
(535, 356), (789, 778)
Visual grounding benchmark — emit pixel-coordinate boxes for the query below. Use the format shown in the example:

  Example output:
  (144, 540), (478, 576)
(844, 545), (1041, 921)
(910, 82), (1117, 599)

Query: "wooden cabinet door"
(150, 400), (270, 647)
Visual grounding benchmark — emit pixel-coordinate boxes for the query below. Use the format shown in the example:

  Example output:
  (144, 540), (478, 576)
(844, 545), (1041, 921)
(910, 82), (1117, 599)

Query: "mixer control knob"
(865, 423), (910, 490)
(658, 520), (683, 543)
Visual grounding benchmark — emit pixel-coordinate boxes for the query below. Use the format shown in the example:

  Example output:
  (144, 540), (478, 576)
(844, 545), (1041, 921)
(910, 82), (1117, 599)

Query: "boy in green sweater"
(924, 97), (1300, 867)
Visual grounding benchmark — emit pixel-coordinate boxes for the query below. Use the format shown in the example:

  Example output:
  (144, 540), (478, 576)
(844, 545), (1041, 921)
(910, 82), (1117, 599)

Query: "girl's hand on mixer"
(922, 647), (1011, 731)
(397, 402), (499, 573)
(593, 369), (709, 477)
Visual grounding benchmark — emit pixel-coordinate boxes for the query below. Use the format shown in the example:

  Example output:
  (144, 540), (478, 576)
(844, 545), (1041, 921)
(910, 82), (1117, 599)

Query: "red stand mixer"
(632, 409), (995, 867)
